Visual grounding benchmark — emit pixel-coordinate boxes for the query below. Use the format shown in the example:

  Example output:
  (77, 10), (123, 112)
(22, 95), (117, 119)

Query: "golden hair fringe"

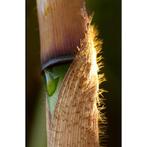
(45, 16), (107, 146)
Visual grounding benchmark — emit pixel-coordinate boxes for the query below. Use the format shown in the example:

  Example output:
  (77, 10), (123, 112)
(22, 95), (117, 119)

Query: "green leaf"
(44, 63), (70, 115)
(47, 77), (59, 96)
(52, 64), (70, 77)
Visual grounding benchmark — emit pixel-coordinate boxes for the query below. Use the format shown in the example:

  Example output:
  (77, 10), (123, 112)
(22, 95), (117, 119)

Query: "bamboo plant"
(36, 0), (106, 146)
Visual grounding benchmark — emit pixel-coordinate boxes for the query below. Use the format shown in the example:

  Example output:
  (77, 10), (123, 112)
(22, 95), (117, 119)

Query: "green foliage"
(44, 64), (70, 116)
(47, 77), (59, 96)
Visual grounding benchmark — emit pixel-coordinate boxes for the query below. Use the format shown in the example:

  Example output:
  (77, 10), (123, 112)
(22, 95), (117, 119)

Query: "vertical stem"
(36, 0), (102, 147)
(36, 0), (86, 65)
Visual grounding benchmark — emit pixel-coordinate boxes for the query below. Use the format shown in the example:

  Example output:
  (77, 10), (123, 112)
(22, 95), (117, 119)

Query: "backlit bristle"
(45, 21), (107, 147)
(37, 0), (107, 146)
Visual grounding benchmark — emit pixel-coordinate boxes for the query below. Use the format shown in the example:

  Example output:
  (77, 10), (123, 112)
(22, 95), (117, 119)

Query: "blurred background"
(26, 0), (121, 146)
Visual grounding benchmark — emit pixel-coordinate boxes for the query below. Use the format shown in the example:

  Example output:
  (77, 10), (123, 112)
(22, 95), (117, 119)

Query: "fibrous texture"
(36, 0), (106, 146)
(46, 23), (104, 147)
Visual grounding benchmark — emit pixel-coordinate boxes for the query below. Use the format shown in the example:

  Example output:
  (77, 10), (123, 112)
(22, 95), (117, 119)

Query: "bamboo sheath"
(47, 26), (100, 147)
(37, 0), (103, 146)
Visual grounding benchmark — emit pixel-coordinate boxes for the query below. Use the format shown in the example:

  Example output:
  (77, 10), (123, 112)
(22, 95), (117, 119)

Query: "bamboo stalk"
(36, 0), (105, 146)
(36, 0), (87, 65)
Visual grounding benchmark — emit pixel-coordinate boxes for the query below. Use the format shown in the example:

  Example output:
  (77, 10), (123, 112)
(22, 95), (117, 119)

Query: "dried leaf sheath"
(36, 0), (106, 146)
(45, 25), (102, 147)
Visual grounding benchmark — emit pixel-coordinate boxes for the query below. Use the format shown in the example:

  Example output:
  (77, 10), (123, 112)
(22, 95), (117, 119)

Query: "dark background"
(27, 0), (121, 146)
